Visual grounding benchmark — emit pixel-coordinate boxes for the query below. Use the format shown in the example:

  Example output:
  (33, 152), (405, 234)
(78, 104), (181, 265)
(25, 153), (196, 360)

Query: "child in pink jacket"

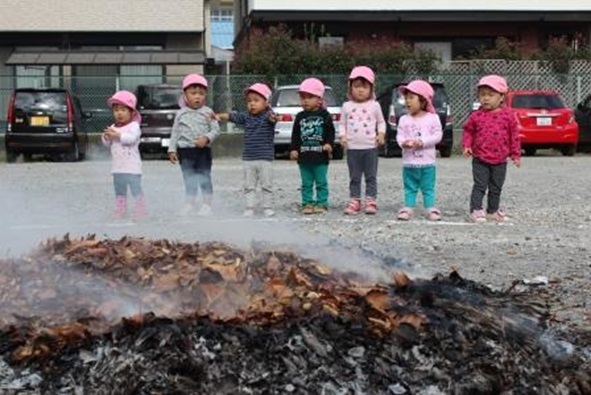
(102, 90), (146, 220)
(396, 80), (443, 221)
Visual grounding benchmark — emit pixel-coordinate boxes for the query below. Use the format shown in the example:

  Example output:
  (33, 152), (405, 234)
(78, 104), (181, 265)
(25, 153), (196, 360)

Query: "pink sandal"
(427, 208), (442, 221)
(397, 207), (413, 221)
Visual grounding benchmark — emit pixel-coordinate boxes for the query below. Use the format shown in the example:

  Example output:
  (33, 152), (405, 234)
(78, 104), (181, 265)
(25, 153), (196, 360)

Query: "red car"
(506, 90), (579, 156)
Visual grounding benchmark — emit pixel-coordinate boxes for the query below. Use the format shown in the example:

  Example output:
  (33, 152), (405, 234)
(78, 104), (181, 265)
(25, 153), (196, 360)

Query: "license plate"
(140, 137), (161, 143)
(161, 138), (170, 147)
(536, 117), (552, 126)
(30, 116), (49, 126)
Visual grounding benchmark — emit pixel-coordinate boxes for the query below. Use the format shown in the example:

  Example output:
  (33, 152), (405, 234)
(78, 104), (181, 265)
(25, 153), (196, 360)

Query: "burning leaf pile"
(0, 235), (589, 394)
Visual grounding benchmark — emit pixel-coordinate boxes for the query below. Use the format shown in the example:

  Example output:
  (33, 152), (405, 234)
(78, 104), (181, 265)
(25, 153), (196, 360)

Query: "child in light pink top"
(102, 90), (146, 220)
(339, 66), (386, 215)
(396, 80), (443, 221)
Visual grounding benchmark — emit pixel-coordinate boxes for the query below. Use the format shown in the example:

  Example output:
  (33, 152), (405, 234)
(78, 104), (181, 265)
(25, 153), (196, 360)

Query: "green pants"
(402, 165), (437, 209)
(299, 163), (329, 207)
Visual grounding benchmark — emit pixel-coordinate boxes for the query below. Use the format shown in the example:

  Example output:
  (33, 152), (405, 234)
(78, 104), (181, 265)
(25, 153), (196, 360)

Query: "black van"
(136, 84), (182, 154)
(377, 82), (454, 158)
(5, 88), (91, 162)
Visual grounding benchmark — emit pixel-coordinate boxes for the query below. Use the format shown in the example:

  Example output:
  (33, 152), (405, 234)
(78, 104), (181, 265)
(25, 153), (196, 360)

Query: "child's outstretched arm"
(214, 113), (231, 122)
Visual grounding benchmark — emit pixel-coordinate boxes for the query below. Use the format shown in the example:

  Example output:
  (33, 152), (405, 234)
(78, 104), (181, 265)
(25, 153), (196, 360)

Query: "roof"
(6, 51), (206, 65)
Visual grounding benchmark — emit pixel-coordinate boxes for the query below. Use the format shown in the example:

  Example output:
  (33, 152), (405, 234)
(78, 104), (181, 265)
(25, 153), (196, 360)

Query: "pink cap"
(398, 80), (436, 114)
(299, 78), (325, 98)
(245, 83), (272, 101)
(107, 90), (141, 124)
(179, 73), (209, 107)
(182, 73), (208, 90)
(349, 66), (375, 85)
(477, 75), (508, 94)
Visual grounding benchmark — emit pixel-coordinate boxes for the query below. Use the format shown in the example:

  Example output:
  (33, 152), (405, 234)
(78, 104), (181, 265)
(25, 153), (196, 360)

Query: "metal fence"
(1, 59), (591, 132)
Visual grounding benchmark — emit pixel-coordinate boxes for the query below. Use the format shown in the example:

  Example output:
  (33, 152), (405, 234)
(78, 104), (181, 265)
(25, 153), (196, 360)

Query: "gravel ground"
(0, 153), (590, 335)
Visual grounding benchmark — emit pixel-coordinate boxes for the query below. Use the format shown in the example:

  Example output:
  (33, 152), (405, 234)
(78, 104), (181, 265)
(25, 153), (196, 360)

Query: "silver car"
(270, 85), (343, 159)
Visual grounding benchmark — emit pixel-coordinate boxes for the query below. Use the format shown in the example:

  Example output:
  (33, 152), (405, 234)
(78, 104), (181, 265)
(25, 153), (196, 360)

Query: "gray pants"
(470, 158), (507, 213)
(346, 148), (379, 199)
(243, 160), (273, 209)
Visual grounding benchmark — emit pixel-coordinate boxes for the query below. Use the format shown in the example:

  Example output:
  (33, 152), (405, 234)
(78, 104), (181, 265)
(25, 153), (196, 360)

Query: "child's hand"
(268, 112), (279, 123)
(413, 140), (423, 149)
(463, 147), (473, 158)
(512, 158), (521, 168)
(168, 152), (179, 164)
(402, 140), (414, 149)
(289, 150), (299, 160)
(211, 113), (221, 121)
(103, 127), (120, 140)
(194, 136), (209, 148)
(376, 134), (385, 147)
(340, 136), (348, 149)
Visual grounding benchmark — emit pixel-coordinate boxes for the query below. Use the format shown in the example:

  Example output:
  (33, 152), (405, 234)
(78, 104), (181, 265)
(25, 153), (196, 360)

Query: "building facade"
(235, 1), (591, 62)
(0, 0), (211, 118)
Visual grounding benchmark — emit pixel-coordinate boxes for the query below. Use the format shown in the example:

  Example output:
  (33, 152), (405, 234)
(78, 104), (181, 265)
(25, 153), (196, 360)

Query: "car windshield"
(511, 94), (564, 109)
(393, 85), (448, 109)
(14, 91), (68, 123)
(139, 86), (181, 109)
(272, 88), (338, 107)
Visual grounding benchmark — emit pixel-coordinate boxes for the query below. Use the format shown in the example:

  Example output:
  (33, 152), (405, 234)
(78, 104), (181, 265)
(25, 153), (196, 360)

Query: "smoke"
(0, 157), (412, 326)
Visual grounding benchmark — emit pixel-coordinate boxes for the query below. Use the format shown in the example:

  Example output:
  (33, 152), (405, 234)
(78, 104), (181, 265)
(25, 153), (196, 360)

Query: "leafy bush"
(232, 25), (439, 78)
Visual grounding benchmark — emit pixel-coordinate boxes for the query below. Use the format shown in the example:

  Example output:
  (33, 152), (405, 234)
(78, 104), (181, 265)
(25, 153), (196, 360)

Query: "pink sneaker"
(365, 198), (377, 215)
(489, 210), (506, 223)
(469, 209), (486, 223)
(344, 199), (361, 215)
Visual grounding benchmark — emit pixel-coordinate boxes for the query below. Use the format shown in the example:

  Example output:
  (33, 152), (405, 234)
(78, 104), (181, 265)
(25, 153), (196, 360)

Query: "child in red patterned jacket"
(463, 75), (521, 223)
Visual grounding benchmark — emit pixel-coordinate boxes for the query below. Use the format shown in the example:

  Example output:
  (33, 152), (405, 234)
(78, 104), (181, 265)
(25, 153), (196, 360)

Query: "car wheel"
(66, 140), (80, 162)
(6, 151), (18, 163)
(524, 148), (536, 156)
(561, 145), (576, 157)
(439, 146), (452, 158)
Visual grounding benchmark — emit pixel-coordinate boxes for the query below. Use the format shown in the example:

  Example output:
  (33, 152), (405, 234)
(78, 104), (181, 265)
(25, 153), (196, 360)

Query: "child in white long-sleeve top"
(339, 65), (386, 215)
(396, 80), (443, 221)
(102, 90), (146, 220)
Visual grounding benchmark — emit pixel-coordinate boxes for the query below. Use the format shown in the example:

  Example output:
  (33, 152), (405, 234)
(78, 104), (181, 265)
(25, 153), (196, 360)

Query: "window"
(512, 94), (565, 109)
(211, 9), (233, 22)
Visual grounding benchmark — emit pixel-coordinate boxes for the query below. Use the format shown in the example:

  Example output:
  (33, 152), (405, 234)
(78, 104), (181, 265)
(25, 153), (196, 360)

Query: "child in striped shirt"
(215, 83), (277, 217)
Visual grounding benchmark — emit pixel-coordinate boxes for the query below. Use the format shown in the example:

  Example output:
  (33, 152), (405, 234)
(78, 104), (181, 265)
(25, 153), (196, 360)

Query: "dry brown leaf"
(365, 289), (390, 312)
(153, 273), (180, 292)
(392, 272), (410, 289)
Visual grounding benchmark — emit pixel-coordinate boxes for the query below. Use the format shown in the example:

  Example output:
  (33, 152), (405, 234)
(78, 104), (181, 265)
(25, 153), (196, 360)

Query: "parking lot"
(0, 153), (590, 331)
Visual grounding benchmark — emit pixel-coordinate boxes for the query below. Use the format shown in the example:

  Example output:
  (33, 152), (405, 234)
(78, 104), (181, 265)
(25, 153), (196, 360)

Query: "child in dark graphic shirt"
(289, 78), (336, 215)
